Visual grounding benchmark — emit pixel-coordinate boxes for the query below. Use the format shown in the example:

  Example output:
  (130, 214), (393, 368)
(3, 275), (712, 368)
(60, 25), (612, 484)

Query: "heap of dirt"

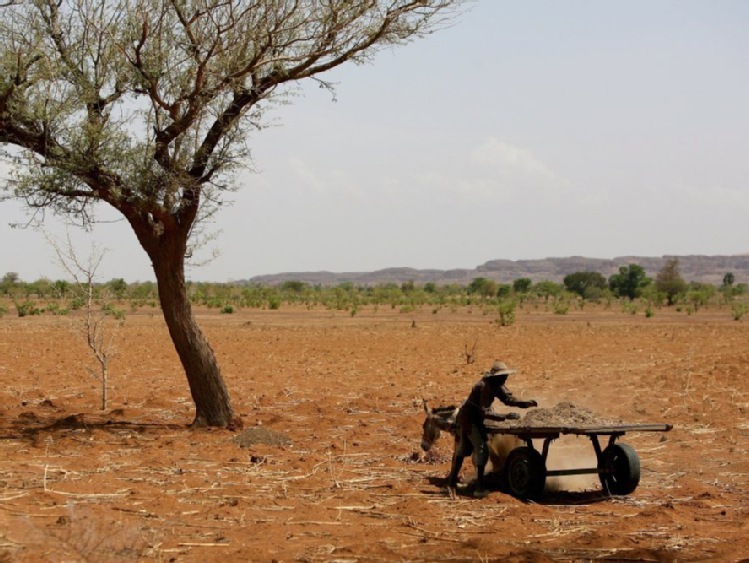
(232, 426), (292, 447)
(510, 402), (619, 428)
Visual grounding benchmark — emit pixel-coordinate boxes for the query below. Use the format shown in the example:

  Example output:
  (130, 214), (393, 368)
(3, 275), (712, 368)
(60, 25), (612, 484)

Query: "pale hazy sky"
(1, 1), (748, 282)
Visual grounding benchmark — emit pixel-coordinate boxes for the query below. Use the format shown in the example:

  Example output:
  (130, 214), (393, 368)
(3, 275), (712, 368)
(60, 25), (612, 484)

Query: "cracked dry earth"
(1, 305), (748, 562)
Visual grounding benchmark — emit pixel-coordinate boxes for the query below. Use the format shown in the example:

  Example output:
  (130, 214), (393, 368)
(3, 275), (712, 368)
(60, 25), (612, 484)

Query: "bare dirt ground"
(1, 305), (748, 562)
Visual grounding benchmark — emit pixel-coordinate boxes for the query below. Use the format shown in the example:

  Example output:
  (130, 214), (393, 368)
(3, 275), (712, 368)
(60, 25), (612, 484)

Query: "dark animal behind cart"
(484, 421), (673, 500)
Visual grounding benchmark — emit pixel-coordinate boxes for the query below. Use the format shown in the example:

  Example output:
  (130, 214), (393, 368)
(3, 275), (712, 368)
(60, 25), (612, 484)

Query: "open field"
(1, 305), (748, 561)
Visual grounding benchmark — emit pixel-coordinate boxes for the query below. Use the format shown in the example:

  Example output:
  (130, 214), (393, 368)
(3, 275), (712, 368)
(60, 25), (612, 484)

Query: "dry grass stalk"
(178, 542), (231, 547)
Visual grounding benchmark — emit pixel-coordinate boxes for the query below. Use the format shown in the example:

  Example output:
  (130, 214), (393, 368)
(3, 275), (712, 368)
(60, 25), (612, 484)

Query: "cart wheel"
(599, 443), (640, 495)
(503, 447), (546, 500)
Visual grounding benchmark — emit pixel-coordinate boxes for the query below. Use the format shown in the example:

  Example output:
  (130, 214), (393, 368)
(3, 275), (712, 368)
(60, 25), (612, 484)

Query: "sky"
(1, 0), (748, 283)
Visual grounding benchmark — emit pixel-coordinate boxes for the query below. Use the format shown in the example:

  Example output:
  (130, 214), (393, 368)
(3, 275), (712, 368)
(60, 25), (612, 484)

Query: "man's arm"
(497, 385), (538, 408)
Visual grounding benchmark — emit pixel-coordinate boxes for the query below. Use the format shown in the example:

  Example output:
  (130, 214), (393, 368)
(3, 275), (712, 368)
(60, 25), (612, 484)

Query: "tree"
(720, 272), (737, 303)
(281, 280), (307, 294)
(108, 278), (128, 299)
(496, 283), (511, 298)
(533, 280), (562, 302)
(562, 271), (607, 298)
(468, 277), (497, 300)
(608, 264), (651, 300)
(29, 277), (51, 298)
(0, 1), (460, 427)
(1, 272), (19, 295)
(512, 277), (532, 294)
(686, 282), (717, 311)
(51, 279), (70, 299)
(654, 258), (687, 306)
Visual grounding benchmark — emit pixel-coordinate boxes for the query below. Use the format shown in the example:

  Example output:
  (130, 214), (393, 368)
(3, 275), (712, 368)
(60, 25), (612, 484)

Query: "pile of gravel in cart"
(502, 402), (620, 428)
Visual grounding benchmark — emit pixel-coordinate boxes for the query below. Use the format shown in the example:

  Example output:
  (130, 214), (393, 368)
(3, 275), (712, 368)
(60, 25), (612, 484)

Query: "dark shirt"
(457, 378), (526, 427)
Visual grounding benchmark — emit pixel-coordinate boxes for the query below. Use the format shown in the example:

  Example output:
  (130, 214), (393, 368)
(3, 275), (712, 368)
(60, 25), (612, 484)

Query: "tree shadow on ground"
(0, 410), (189, 441)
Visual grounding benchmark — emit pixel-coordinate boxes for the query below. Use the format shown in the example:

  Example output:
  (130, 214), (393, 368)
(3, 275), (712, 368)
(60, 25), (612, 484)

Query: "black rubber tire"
(599, 443), (641, 495)
(503, 446), (547, 500)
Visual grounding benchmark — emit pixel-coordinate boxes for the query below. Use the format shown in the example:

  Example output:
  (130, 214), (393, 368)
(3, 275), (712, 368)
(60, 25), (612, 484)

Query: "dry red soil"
(1, 305), (748, 562)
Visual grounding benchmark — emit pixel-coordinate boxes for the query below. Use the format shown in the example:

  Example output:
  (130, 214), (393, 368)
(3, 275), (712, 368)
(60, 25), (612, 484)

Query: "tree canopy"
(0, 0), (461, 426)
(654, 258), (687, 306)
(608, 264), (651, 300)
(563, 271), (607, 298)
(467, 277), (498, 299)
(512, 277), (532, 294)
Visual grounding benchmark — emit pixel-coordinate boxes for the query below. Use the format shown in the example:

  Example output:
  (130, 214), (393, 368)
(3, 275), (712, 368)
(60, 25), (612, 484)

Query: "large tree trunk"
(149, 239), (234, 427)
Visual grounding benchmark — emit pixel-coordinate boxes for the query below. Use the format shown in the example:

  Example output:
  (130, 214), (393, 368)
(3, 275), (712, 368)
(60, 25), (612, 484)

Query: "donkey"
(421, 400), (522, 479)
(421, 401), (459, 452)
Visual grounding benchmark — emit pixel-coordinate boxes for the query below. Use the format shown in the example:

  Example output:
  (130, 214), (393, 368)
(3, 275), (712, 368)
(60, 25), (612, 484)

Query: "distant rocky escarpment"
(244, 255), (749, 287)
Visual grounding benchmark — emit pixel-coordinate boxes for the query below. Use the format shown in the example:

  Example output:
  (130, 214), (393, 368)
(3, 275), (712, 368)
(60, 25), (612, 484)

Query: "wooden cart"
(483, 422), (673, 500)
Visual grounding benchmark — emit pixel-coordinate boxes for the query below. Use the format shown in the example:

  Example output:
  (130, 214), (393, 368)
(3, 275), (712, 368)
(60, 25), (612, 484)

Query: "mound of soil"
(509, 402), (619, 428)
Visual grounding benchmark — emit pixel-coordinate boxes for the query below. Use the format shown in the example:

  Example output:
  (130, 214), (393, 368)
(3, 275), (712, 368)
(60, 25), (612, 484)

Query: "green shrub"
(45, 302), (60, 314)
(553, 301), (569, 315)
(44, 302), (70, 315)
(15, 300), (41, 317)
(0, 304), (7, 318)
(206, 297), (224, 309)
(732, 302), (747, 321)
(621, 301), (638, 315)
(102, 303), (126, 320)
(496, 299), (517, 326)
(220, 304), (235, 314)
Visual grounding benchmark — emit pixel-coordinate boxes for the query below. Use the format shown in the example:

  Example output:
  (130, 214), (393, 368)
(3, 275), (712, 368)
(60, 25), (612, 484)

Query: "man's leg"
(469, 425), (490, 497)
(448, 432), (471, 487)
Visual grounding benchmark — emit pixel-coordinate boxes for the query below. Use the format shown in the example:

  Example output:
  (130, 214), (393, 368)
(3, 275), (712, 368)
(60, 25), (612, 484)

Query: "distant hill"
(244, 255), (749, 287)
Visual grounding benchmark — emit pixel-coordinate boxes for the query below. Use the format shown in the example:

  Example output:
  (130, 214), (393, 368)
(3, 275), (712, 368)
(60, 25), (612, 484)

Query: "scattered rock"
(227, 416), (244, 431)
